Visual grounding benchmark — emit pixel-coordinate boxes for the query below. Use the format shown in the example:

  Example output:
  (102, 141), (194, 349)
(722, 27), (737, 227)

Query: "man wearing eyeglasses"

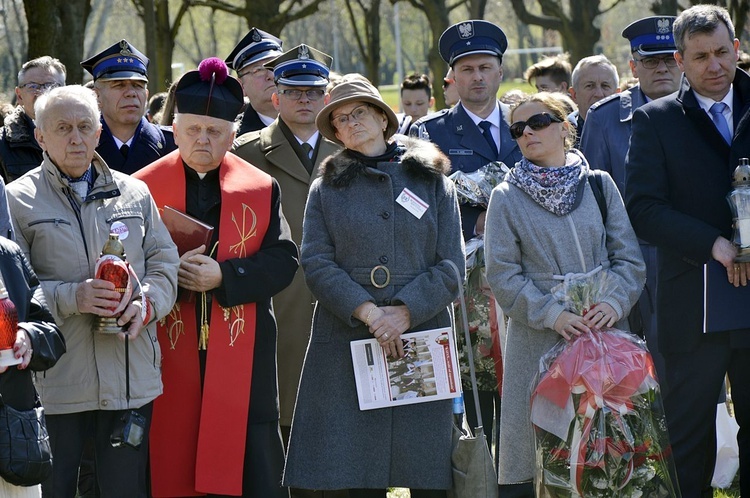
(581, 16), (680, 192)
(226, 28), (284, 136)
(580, 18), (680, 374)
(234, 48), (342, 498)
(0, 56), (65, 183)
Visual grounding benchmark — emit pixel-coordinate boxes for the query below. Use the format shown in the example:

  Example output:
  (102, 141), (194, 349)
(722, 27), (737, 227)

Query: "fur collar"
(321, 137), (450, 187)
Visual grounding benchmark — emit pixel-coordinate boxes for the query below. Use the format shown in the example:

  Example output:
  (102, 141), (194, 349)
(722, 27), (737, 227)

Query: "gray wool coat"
(484, 156), (646, 485)
(283, 138), (465, 490)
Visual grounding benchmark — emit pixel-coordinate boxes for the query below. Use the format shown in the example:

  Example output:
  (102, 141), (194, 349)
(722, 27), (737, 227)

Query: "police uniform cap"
(439, 20), (507, 66)
(226, 28), (283, 72)
(81, 40), (148, 82)
(265, 44), (332, 88)
(622, 16), (677, 56)
(175, 58), (244, 122)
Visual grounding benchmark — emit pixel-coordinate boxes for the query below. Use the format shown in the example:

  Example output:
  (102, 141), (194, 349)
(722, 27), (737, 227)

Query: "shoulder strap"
(588, 170), (607, 224)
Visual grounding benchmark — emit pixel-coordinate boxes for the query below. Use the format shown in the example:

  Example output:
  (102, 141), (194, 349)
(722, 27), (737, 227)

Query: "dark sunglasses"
(509, 113), (563, 140)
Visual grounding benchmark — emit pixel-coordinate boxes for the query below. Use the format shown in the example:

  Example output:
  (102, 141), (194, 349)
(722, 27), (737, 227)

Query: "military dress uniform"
(81, 39), (176, 174)
(227, 28), (284, 136)
(232, 45), (341, 467)
(410, 19), (521, 240)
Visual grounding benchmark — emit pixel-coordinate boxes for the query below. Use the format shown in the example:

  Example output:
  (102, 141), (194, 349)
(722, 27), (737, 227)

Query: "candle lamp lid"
(733, 158), (750, 187)
(101, 233), (126, 259)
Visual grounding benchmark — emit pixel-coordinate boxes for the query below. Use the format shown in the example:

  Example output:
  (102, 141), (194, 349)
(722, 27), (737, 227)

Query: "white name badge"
(396, 188), (429, 219)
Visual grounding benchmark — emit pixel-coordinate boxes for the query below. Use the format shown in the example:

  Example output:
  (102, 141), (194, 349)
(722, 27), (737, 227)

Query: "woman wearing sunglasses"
(283, 75), (465, 497)
(484, 92), (645, 497)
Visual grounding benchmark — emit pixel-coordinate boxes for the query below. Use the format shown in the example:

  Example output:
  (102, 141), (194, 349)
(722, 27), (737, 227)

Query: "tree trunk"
(25, 0), (92, 84)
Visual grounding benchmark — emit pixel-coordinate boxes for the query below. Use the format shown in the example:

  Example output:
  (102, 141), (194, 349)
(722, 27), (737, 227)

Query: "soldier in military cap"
(410, 20), (521, 241)
(580, 17), (680, 373)
(233, 43), (342, 498)
(81, 39), (175, 175)
(226, 28), (284, 136)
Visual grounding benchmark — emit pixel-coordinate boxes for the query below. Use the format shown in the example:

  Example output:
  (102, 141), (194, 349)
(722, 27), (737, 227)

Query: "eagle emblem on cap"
(657, 18), (671, 34)
(458, 22), (474, 39)
(298, 44), (310, 60)
(119, 40), (133, 56)
(252, 30), (262, 42)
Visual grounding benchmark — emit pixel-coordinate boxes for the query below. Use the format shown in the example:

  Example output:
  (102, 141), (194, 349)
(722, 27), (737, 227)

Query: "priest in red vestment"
(134, 57), (298, 498)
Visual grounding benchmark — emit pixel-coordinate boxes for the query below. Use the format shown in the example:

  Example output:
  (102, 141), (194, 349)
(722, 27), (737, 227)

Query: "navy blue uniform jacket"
(96, 117), (175, 174)
(410, 102), (521, 239)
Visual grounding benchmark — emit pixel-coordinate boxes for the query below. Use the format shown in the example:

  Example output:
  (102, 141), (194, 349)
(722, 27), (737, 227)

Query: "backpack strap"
(588, 170), (607, 224)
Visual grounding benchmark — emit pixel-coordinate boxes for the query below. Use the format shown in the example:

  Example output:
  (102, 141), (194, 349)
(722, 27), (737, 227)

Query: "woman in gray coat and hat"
(283, 75), (465, 497)
(484, 92), (645, 497)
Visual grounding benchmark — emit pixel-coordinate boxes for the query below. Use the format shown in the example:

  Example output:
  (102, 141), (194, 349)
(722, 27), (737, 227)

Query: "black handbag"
(0, 393), (53, 486)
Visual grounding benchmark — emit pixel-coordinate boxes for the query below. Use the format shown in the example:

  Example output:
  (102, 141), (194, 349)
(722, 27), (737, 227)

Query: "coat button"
(381, 211), (390, 219)
(379, 256), (388, 264)
(379, 177), (386, 182)
(101, 400), (108, 407)
(383, 298), (391, 305)
(237, 267), (246, 275)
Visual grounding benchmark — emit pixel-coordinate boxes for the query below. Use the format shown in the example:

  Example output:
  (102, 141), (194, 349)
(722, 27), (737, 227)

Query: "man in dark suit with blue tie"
(81, 40), (176, 175)
(410, 20), (521, 240)
(625, 6), (750, 497)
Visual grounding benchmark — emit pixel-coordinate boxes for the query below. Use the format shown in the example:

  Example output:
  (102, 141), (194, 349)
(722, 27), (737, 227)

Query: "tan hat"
(316, 76), (399, 146)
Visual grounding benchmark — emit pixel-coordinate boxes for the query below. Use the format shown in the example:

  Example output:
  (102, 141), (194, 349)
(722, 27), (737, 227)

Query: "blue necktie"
(478, 121), (498, 157)
(709, 102), (732, 145)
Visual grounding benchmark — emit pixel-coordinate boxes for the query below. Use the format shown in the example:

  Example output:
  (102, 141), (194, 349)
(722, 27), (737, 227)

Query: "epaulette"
(587, 93), (621, 113)
(413, 107), (451, 127)
(233, 129), (262, 149)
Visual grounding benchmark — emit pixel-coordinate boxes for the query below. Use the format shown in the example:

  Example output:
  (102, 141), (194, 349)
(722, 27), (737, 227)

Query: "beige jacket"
(7, 152), (179, 415)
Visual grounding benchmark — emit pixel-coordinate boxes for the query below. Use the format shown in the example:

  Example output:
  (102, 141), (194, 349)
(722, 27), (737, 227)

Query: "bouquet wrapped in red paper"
(531, 269), (679, 497)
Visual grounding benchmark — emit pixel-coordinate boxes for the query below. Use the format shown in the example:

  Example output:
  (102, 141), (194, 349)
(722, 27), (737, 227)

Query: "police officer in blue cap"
(580, 17), (680, 377)
(81, 39), (176, 174)
(582, 16), (680, 191)
(410, 20), (521, 241)
(226, 28), (284, 136)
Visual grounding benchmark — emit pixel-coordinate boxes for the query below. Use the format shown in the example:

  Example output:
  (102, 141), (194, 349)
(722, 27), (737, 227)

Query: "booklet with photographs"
(350, 326), (462, 410)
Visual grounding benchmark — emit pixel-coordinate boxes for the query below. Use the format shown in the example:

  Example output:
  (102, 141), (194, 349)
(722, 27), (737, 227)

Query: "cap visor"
(97, 71), (148, 82)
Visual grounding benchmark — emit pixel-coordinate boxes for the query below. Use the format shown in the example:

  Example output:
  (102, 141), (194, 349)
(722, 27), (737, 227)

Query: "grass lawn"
(380, 80), (535, 112)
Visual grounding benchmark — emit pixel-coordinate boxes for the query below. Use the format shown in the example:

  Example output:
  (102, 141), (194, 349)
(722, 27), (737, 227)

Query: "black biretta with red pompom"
(175, 58), (245, 122)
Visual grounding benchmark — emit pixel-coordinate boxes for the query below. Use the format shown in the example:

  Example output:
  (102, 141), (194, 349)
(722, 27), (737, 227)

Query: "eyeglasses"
(278, 89), (326, 101)
(633, 56), (678, 69)
(19, 82), (61, 93)
(509, 113), (564, 140)
(331, 104), (372, 129)
(238, 66), (271, 79)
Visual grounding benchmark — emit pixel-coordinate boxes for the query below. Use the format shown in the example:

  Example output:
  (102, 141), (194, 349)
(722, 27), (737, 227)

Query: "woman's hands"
(583, 303), (618, 330)
(0, 329), (32, 374)
(353, 302), (412, 358)
(553, 310), (589, 341)
(553, 303), (619, 341)
(370, 306), (411, 357)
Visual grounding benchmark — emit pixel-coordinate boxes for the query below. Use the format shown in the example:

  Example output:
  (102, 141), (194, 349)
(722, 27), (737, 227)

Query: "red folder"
(161, 205), (214, 256)
(161, 206), (214, 303)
